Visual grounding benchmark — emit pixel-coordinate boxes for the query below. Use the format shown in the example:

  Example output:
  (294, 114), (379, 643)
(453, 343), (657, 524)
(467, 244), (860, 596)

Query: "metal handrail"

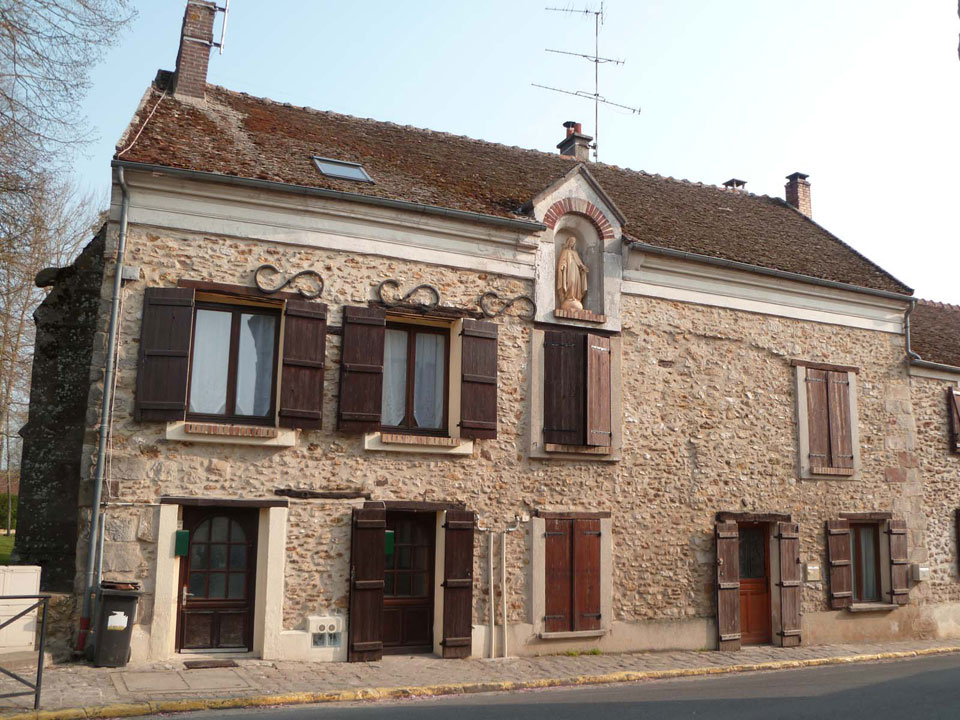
(0, 594), (50, 710)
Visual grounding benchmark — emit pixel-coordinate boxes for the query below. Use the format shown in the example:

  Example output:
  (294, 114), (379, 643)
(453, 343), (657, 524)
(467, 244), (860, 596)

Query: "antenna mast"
(533, 2), (639, 161)
(214, 0), (231, 55)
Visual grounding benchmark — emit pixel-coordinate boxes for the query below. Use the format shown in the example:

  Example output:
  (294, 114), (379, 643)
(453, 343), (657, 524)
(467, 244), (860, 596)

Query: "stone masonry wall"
(82, 223), (930, 643)
(911, 375), (960, 606)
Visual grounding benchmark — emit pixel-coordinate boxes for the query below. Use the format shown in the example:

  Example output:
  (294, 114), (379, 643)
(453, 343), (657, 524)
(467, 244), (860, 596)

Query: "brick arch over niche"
(543, 198), (615, 240)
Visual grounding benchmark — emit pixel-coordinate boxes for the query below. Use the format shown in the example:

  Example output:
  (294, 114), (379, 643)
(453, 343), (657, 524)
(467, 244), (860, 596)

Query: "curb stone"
(4, 645), (960, 720)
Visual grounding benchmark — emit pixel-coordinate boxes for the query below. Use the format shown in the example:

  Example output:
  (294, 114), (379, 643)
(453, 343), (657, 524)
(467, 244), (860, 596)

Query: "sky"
(75, 1), (960, 302)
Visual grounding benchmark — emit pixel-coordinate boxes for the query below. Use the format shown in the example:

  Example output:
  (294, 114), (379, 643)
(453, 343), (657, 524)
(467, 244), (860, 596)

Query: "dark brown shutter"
(948, 388), (960, 453)
(544, 517), (572, 633)
(805, 368), (830, 471)
(543, 330), (586, 445)
(826, 519), (852, 609)
(827, 371), (854, 470)
(347, 507), (385, 662)
(337, 306), (385, 433)
(135, 287), (195, 422)
(459, 319), (498, 440)
(585, 334), (612, 447)
(715, 522), (740, 651)
(441, 509), (475, 658)
(777, 521), (802, 647)
(573, 518), (601, 631)
(278, 300), (327, 430)
(956, 509), (960, 576)
(887, 518), (910, 605)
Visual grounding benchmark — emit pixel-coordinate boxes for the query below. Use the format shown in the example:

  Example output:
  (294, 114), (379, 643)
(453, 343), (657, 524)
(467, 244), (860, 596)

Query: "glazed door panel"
(738, 524), (772, 645)
(177, 507), (258, 652)
(382, 511), (435, 654)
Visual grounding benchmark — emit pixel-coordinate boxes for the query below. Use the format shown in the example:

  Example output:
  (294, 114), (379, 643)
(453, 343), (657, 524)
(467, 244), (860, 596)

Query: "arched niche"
(553, 213), (604, 317)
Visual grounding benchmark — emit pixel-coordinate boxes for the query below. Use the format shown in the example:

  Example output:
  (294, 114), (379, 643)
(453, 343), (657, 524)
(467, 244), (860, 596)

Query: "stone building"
(16, 0), (960, 662)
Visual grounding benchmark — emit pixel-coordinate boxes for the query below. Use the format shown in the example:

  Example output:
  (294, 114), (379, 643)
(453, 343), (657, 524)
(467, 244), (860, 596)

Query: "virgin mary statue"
(556, 234), (588, 310)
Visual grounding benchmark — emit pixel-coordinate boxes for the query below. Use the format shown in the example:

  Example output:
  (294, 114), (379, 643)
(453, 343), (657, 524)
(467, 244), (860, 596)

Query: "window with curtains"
(849, 523), (881, 603)
(186, 302), (281, 424)
(381, 323), (448, 434)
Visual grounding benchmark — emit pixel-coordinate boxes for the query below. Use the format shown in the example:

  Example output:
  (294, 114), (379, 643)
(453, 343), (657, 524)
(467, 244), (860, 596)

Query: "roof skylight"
(312, 156), (373, 183)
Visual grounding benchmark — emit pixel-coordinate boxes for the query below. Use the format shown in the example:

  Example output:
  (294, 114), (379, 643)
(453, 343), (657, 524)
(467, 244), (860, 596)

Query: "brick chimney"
(173, 0), (216, 98)
(557, 121), (593, 162)
(785, 172), (812, 217)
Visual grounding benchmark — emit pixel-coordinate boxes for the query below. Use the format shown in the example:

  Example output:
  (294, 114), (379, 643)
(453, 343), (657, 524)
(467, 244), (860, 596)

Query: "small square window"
(312, 156), (373, 183)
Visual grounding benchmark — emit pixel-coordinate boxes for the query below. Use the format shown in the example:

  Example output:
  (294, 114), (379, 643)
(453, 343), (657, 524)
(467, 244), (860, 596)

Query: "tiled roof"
(116, 81), (912, 295)
(911, 301), (960, 368)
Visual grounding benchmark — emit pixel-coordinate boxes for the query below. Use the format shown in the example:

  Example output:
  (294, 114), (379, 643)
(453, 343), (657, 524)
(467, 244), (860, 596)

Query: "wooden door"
(382, 511), (435, 654)
(177, 507), (258, 652)
(738, 523), (772, 645)
(347, 507), (385, 662)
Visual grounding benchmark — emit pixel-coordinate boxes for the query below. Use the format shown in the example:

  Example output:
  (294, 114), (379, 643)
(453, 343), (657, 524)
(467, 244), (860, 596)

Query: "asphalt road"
(147, 652), (960, 720)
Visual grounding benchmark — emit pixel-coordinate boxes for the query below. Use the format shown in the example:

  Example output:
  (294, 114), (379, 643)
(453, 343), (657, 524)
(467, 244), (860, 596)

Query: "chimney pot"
(722, 178), (747, 191)
(785, 172), (812, 217)
(173, 0), (217, 98)
(557, 121), (593, 162)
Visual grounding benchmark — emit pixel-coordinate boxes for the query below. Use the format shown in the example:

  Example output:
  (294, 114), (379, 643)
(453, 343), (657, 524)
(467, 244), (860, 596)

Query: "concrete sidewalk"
(2, 638), (959, 719)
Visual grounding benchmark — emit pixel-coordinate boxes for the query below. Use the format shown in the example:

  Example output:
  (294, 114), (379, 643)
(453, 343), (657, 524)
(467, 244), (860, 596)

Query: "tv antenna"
(214, 0), (231, 55)
(533, 2), (640, 161)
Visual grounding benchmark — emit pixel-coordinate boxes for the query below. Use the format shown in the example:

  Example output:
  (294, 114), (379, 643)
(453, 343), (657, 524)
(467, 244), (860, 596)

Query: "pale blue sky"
(77, 1), (960, 302)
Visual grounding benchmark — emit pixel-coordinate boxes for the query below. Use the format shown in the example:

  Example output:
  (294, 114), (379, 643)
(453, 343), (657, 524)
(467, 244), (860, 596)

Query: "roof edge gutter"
(909, 358), (960, 375)
(626, 239), (914, 303)
(111, 160), (547, 233)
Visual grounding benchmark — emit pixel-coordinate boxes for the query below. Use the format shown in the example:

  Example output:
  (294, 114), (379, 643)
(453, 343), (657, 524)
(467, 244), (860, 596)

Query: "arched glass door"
(177, 507), (258, 651)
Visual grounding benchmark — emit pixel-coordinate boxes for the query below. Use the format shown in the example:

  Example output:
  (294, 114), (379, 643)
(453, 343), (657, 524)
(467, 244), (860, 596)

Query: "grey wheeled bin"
(93, 586), (141, 667)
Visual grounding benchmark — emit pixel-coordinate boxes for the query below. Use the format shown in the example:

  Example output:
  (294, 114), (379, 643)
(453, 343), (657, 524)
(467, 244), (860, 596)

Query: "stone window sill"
(544, 443), (611, 455)
(165, 421), (297, 447)
(538, 629), (608, 640)
(847, 603), (899, 613)
(363, 432), (473, 456)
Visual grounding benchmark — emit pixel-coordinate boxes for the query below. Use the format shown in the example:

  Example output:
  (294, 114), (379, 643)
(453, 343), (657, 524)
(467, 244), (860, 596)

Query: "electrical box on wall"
(308, 616), (343, 648)
(912, 563), (930, 582)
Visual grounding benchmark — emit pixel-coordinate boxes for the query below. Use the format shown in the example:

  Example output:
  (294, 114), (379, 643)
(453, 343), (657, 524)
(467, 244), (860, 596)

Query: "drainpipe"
(904, 299), (922, 362)
(476, 520), (495, 659)
(501, 515), (521, 658)
(77, 166), (130, 652)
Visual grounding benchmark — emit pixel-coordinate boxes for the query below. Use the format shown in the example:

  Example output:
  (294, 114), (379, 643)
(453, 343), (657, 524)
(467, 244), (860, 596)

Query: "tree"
(0, 0), (134, 525)
(0, 0), (134, 252)
(0, 173), (101, 533)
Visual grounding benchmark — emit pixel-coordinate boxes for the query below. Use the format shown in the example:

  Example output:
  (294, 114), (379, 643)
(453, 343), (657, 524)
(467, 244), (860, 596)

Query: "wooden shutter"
(827, 371), (854, 470)
(459, 319), (498, 439)
(777, 522), (802, 647)
(805, 368), (830, 471)
(278, 300), (327, 429)
(887, 518), (910, 605)
(574, 518), (602, 631)
(337, 306), (385, 433)
(948, 388), (960, 453)
(135, 287), (195, 422)
(826, 519), (852, 609)
(347, 507), (385, 662)
(543, 330), (586, 445)
(544, 518), (572, 633)
(585, 334), (612, 447)
(956, 509), (960, 576)
(441, 510), (475, 658)
(715, 522), (740, 651)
